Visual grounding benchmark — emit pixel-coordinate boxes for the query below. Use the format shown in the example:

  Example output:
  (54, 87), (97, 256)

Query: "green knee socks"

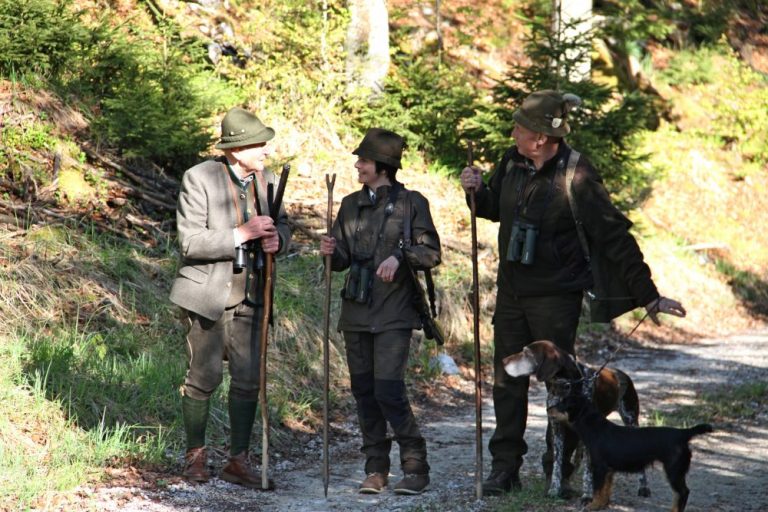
(182, 395), (210, 449)
(229, 397), (258, 457)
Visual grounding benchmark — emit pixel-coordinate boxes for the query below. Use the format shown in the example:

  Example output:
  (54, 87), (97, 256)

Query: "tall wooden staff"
(259, 164), (290, 490)
(322, 173), (336, 497)
(468, 142), (483, 499)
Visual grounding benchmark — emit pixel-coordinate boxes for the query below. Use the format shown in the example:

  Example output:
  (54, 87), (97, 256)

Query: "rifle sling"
(402, 191), (438, 319)
(564, 149), (590, 263)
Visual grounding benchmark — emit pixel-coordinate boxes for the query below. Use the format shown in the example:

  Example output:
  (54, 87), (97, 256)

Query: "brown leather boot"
(182, 447), (210, 483)
(359, 472), (388, 494)
(393, 473), (430, 495)
(220, 452), (275, 491)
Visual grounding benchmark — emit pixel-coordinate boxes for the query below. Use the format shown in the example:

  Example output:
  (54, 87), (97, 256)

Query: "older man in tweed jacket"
(170, 107), (291, 489)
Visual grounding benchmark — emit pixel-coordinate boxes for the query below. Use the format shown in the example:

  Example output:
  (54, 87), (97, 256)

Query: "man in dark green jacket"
(170, 106), (291, 489)
(320, 128), (441, 495)
(460, 90), (686, 494)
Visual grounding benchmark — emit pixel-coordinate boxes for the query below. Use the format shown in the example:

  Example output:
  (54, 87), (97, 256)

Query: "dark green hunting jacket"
(330, 183), (441, 333)
(472, 142), (658, 318)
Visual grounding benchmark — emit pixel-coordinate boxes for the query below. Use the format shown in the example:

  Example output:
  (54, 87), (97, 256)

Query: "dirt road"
(58, 330), (768, 512)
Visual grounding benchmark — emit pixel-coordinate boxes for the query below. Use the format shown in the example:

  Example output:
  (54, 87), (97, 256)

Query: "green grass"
(715, 259), (768, 318)
(0, 334), (173, 508)
(0, 221), (188, 508)
(491, 477), (568, 511)
(0, 223), (370, 505)
(648, 381), (768, 427)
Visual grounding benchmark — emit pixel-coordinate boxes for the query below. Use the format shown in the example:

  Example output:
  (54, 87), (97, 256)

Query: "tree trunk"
(345, 0), (390, 95)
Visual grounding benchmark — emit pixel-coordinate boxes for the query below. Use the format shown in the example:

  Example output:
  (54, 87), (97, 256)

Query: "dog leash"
(591, 300), (659, 376)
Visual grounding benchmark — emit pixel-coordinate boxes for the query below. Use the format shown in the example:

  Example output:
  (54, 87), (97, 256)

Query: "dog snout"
(503, 356), (536, 377)
(503, 349), (537, 377)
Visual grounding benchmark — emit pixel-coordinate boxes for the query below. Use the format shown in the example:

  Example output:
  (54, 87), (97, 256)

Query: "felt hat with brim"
(215, 107), (275, 149)
(352, 128), (404, 169)
(513, 90), (576, 137)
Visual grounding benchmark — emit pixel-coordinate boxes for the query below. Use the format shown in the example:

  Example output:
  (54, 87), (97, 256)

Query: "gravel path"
(54, 330), (768, 512)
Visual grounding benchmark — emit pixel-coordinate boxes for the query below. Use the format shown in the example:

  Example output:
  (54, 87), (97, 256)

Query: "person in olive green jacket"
(170, 107), (291, 489)
(460, 90), (686, 495)
(320, 128), (441, 495)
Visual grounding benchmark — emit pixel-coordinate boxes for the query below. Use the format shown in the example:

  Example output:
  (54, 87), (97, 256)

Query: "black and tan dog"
(550, 392), (712, 511)
(502, 340), (649, 500)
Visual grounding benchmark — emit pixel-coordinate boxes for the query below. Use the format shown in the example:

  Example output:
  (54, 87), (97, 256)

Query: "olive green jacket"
(330, 184), (441, 332)
(170, 157), (291, 321)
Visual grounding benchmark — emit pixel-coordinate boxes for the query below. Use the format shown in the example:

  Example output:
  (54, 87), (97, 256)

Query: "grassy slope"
(2, 3), (767, 510)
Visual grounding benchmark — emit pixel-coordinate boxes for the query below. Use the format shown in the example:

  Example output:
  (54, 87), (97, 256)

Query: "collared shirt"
(226, 162), (258, 247)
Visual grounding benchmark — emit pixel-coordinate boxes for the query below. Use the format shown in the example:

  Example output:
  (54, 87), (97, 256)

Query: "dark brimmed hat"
(512, 90), (581, 137)
(215, 107), (275, 150)
(352, 128), (404, 169)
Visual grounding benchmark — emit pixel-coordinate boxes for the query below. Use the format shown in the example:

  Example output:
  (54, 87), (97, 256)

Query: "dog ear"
(532, 341), (567, 381)
(535, 356), (561, 381)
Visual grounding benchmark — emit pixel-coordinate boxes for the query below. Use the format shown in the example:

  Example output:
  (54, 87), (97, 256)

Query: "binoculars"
(234, 244), (249, 270)
(343, 261), (374, 304)
(507, 221), (538, 265)
(233, 242), (263, 271)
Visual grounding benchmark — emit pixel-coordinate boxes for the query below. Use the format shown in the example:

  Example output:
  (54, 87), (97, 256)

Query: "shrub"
(0, 0), (239, 176)
(0, 0), (90, 78)
(661, 45), (768, 166)
(234, 0), (350, 126)
(346, 55), (479, 169)
(85, 24), (236, 173)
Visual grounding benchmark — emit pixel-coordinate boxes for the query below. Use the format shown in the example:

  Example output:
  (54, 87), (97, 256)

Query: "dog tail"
(687, 423), (713, 439)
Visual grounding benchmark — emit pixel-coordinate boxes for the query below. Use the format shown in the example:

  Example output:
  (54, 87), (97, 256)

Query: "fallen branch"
(81, 145), (179, 201)
(109, 177), (177, 210)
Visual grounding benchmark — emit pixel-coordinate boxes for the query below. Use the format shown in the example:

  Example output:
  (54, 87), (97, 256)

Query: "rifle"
(401, 255), (444, 346)
(400, 191), (444, 346)
(258, 163), (290, 490)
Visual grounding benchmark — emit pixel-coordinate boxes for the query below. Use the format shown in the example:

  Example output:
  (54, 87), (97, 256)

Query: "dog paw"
(637, 486), (651, 498)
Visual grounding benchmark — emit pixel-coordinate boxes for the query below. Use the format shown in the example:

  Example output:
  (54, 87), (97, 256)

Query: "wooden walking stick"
(259, 164), (290, 490)
(468, 141), (484, 499)
(322, 173), (336, 497)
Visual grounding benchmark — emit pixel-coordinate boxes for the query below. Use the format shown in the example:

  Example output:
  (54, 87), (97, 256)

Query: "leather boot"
(359, 472), (388, 494)
(482, 469), (522, 495)
(393, 473), (430, 495)
(220, 452), (275, 491)
(182, 447), (210, 483)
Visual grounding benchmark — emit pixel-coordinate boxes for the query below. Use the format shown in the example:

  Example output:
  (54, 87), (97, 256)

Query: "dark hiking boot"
(220, 452), (275, 491)
(359, 472), (388, 494)
(182, 447), (210, 483)
(393, 473), (430, 495)
(482, 469), (521, 495)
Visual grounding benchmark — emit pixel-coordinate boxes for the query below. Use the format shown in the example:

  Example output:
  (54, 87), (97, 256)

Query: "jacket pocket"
(178, 264), (209, 284)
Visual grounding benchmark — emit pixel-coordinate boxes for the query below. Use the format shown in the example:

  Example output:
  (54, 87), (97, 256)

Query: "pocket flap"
(178, 265), (209, 284)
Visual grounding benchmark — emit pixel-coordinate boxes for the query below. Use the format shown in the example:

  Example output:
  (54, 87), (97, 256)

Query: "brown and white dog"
(502, 340), (650, 501)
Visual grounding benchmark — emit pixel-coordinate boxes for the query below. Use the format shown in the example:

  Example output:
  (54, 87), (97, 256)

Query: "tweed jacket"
(170, 157), (291, 320)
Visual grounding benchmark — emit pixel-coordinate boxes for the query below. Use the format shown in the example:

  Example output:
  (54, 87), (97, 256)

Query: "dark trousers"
(489, 292), (582, 475)
(182, 302), (263, 401)
(343, 329), (429, 475)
